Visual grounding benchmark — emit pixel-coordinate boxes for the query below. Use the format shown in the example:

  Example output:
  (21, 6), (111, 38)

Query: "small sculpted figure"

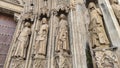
(55, 14), (70, 53)
(95, 50), (119, 68)
(14, 22), (31, 59)
(88, 2), (109, 48)
(34, 18), (48, 58)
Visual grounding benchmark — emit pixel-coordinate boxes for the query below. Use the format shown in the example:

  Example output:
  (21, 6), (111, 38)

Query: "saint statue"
(88, 2), (109, 48)
(55, 14), (70, 53)
(34, 18), (48, 58)
(13, 22), (31, 59)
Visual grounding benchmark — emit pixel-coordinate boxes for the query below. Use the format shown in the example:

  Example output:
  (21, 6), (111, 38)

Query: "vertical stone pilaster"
(69, 1), (88, 68)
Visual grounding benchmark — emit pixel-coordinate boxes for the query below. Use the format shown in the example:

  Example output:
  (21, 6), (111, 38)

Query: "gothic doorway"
(0, 13), (16, 68)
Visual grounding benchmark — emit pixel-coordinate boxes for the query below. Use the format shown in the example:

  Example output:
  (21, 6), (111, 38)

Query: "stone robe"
(34, 23), (48, 56)
(55, 19), (69, 52)
(14, 26), (31, 58)
(89, 9), (109, 47)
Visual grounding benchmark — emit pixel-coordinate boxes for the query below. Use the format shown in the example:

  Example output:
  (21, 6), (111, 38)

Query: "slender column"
(69, 1), (88, 68)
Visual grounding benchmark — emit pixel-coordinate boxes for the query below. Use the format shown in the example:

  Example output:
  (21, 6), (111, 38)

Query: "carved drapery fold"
(31, 7), (50, 68)
(54, 7), (72, 68)
(10, 12), (35, 68)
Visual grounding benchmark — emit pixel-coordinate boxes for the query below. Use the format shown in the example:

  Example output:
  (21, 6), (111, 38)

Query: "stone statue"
(88, 2), (109, 48)
(111, 0), (120, 25)
(55, 14), (69, 53)
(33, 18), (48, 58)
(54, 13), (72, 68)
(13, 22), (31, 59)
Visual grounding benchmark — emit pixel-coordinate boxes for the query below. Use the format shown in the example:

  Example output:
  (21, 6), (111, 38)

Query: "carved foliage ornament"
(54, 5), (72, 67)
(94, 50), (119, 68)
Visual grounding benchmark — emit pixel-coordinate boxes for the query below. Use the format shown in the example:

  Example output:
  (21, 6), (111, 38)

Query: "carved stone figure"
(111, 0), (120, 25)
(55, 14), (69, 53)
(54, 12), (72, 68)
(88, 2), (109, 48)
(13, 22), (31, 59)
(94, 50), (119, 68)
(33, 18), (48, 58)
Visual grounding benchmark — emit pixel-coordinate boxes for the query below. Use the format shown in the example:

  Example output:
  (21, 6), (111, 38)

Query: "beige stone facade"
(0, 0), (120, 68)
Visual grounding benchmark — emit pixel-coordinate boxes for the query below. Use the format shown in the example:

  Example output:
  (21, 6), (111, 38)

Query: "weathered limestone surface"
(2, 0), (120, 68)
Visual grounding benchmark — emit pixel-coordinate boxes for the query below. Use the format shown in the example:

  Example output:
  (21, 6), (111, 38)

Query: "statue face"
(42, 18), (47, 24)
(25, 22), (31, 27)
(88, 2), (96, 10)
(60, 14), (66, 19)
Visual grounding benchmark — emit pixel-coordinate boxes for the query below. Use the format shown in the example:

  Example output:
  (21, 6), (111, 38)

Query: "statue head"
(60, 14), (66, 19)
(88, 2), (96, 10)
(42, 18), (47, 24)
(24, 22), (31, 27)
